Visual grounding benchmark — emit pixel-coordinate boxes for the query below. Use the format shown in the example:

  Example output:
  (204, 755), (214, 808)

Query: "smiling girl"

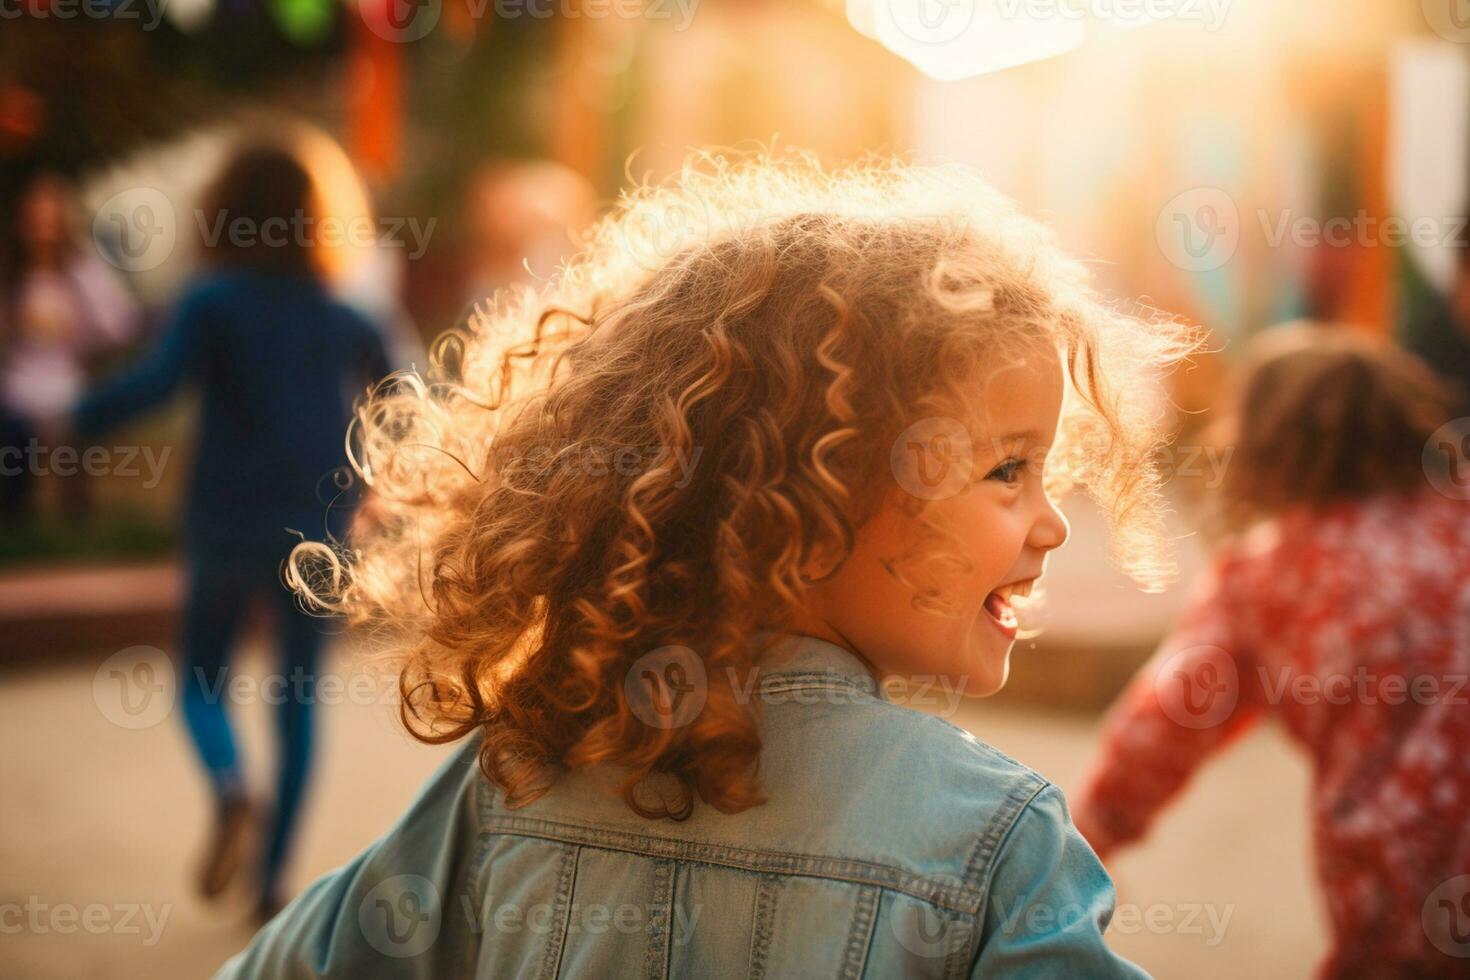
(221, 152), (1196, 978)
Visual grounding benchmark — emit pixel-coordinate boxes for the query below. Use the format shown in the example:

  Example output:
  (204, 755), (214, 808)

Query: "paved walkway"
(0, 638), (1325, 979)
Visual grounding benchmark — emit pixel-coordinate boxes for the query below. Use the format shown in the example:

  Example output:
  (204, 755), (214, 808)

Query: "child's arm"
(972, 784), (1150, 977)
(70, 285), (209, 437)
(1072, 559), (1264, 859)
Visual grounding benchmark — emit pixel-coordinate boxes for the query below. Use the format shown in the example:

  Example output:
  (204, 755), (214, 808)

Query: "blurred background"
(3, 0), (1470, 976)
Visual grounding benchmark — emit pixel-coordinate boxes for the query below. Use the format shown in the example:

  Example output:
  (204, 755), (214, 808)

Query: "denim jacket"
(217, 634), (1147, 978)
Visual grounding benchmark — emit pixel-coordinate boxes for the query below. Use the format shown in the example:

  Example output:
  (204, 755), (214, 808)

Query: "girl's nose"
(1031, 496), (1070, 552)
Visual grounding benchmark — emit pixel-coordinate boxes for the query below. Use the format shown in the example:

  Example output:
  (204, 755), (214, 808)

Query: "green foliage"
(0, 510), (176, 567)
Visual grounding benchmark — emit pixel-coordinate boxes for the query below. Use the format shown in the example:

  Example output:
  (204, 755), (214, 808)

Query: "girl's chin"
(963, 625), (1013, 696)
(966, 665), (1010, 698)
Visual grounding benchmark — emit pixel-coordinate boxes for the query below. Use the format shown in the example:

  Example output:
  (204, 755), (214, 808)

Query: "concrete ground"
(0, 638), (1327, 979)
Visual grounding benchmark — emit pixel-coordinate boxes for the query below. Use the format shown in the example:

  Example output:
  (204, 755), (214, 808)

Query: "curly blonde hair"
(292, 151), (1198, 818)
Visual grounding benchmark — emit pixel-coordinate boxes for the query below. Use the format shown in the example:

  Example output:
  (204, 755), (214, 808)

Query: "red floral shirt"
(1076, 487), (1470, 979)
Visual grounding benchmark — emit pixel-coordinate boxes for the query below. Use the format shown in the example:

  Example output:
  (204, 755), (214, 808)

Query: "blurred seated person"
(0, 171), (140, 520)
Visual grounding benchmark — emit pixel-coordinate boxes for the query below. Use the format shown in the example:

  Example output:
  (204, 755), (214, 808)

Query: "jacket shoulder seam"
(477, 814), (986, 914)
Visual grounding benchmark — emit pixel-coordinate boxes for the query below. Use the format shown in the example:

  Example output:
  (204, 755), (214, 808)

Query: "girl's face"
(791, 347), (1070, 697)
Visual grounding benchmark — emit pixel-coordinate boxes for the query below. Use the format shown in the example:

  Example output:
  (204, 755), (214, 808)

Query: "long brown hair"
(1211, 321), (1459, 532)
(197, 141), (325, 281)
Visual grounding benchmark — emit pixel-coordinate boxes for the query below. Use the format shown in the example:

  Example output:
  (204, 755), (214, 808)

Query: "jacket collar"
(751, 630), (886, 699)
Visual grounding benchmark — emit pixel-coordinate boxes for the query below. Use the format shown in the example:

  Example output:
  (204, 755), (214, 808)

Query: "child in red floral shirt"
(1074, 322), (1470, 979)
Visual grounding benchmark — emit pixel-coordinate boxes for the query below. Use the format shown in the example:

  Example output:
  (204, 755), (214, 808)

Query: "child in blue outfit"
(72, 140), (391, 921)
(219, 152), (1196, 975)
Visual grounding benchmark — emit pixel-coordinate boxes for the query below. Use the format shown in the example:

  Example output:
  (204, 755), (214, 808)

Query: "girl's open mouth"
(983, 590), (1019, 640)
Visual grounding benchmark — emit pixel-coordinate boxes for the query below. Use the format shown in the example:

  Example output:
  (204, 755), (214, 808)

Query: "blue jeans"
(180, 545), (328, 895)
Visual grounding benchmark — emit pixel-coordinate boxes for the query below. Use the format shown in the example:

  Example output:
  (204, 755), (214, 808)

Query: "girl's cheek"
(966, 509), (1023, 575)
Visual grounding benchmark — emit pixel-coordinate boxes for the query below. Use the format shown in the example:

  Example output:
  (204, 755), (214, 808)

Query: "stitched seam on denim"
(479, 816), (982, 914)
(644, 859), (674, 980)
(840, 885), (880, 980)
(466, 775), (496, 920)
(942, 905), (979, 980)
(536, 843), (578, 980)
(962, 778), (1051, 973)
(747, 875), (779, 980)
(462, 760), (504, 970)
(961, 772), (1048, 891)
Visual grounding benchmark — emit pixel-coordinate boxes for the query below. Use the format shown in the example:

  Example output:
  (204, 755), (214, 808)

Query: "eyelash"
(985, 458), (1025, 484)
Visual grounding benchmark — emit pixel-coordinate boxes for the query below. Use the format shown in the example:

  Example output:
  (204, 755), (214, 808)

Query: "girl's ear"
(800, 486), (900, 585)
(798, 534), (847, 585)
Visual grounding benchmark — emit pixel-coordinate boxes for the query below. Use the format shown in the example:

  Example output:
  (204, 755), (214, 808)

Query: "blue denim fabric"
(217, 633), (1147, 978)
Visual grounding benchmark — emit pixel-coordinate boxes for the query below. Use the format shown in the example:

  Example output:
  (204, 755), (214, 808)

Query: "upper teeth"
(995, 581), (1032, 602)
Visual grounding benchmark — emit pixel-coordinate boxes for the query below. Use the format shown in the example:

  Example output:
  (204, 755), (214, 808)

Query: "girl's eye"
(985, 458), (1024, 484)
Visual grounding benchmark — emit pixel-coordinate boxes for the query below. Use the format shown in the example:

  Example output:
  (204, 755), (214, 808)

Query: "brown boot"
(196, 793), (253, 900)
